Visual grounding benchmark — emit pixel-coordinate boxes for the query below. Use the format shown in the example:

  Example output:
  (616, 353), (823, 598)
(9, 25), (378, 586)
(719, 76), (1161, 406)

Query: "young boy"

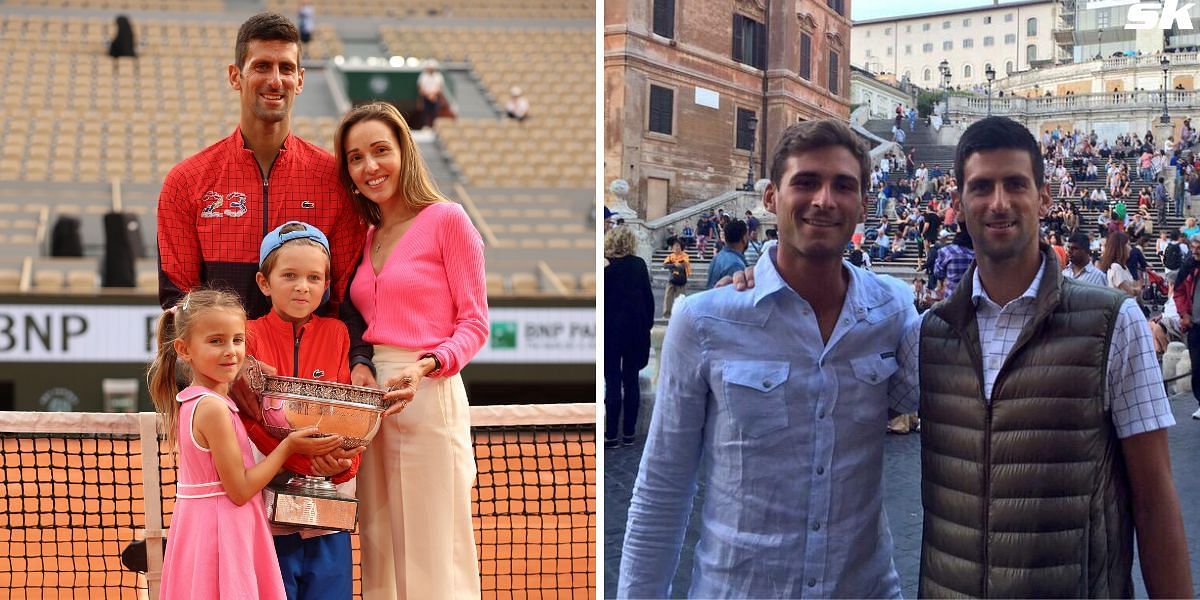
(661, 237), (690, 319)
(241, 221), (359, 600)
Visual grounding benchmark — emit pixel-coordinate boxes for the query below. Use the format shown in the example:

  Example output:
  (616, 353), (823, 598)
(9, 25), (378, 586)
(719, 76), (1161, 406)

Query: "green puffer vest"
(918, 247), (1134, 598)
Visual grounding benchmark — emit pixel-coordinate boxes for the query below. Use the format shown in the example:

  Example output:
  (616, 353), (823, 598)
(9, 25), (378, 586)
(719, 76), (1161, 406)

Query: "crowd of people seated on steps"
(862, 165), (959, 265)
(1036, 123), (1200, 221)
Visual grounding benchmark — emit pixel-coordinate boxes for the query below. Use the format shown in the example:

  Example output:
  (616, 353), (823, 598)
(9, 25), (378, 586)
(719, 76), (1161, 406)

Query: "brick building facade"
(605, 0), (852, 220)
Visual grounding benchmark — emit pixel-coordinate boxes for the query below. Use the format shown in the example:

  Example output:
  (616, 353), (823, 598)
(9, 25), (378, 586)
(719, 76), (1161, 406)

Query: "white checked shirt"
(893, 256), (1175, 439)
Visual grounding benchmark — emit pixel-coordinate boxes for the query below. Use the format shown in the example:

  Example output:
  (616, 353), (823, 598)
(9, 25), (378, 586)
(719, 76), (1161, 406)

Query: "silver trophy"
(246, 358), (399, 532)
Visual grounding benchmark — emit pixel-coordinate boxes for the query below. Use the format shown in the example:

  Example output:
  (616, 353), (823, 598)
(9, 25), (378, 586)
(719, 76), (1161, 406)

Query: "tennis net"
(0, 403), (596, 599)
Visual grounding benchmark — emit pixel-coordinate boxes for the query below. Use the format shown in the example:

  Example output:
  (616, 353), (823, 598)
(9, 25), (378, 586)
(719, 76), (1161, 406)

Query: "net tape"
(0, 403), (596, 599)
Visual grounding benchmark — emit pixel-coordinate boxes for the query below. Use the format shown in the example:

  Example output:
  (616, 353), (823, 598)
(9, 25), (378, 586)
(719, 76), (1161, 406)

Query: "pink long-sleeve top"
(349, 201), (489, 377)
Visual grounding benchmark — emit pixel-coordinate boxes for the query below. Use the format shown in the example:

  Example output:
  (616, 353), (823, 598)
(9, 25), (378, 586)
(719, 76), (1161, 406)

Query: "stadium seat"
(136, 270), (158, 293)
(0, 269), (20, 292)
(486, 273), (506, 296)
(66, 269), (98, 291)
(510, 273), (539, 295)
(33, 269), (64, 291)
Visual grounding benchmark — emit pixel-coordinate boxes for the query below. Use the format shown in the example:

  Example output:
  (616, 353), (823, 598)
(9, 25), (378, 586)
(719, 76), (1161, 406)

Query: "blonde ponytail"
(146, 308), (181, 450)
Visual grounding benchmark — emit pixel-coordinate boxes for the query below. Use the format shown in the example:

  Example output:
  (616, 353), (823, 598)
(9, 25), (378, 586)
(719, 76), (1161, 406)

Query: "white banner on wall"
(0, 304), (596, 364)
(0, 305), (163, 362)
(474, 307), (595, 363)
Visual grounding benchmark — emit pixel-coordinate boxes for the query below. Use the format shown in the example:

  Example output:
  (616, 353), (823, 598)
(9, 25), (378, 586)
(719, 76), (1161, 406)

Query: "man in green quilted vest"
(894, 116), (1191, 597)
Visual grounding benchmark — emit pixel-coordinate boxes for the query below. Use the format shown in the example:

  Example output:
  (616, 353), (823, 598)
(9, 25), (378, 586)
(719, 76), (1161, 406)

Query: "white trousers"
(359, 347), (481, 600)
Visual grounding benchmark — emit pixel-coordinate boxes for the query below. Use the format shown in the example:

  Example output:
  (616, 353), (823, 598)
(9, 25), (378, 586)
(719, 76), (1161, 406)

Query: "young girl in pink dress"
(146, 289), (343, 599)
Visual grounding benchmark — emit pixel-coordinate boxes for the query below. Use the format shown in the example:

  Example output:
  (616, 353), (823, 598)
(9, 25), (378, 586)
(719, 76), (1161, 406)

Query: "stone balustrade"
(949, 90), (1198, 118)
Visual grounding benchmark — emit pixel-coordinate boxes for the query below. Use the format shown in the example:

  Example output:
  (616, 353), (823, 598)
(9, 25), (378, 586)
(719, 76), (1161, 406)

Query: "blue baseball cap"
(259, 221), (332, 304)
(259, 221), (331, 267)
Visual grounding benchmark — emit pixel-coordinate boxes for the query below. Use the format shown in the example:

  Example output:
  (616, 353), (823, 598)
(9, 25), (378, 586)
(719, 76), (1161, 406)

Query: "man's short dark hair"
(1067, 232), (1090, 248)
(766, 228), (778, 240)
(724, 219), (748, 245)
(235, 13), (300, 70)
(955, 116), (1044, 189)
(1170, 230), (1180, 241)
(769, 120), (870, 195)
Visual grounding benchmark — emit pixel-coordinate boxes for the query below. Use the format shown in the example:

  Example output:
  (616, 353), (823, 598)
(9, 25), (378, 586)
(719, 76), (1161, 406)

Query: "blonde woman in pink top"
(335, 102), (488, 599)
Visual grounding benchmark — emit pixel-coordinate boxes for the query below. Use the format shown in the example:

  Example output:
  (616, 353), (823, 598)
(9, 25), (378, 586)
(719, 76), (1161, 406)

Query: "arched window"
(1006, 60), (1014, 74)
(964, 64), (972, 79)
(1027, 17), (1037, 37)
(924, 68), (932, 81)
(1026, 44), (1037, 62)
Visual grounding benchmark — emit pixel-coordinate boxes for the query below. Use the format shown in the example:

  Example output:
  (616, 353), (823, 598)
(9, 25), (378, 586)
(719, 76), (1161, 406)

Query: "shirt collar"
(235, 126), (293, 155)
(261, 308), (312, 336)
(971, 254), (1047, 309)
(751, 241), (789, 306)
(751, 241), (882, 317)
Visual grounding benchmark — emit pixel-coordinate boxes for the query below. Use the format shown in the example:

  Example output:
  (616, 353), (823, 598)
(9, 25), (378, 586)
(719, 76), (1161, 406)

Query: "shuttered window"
(648, 85), (673, 135)
(799, 33), (812, 80)
(736, 108), (756, 151)
(732, 14), (766, 69)
(653, 0), (675, 38)
(828, 51), (840, 95)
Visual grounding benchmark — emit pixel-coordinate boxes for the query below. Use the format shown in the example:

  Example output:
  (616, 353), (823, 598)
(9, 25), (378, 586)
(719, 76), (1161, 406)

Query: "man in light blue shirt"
(1062, 232), (1107, 287)
(705, 219), (748, 289)
(618, 120), (917, 598)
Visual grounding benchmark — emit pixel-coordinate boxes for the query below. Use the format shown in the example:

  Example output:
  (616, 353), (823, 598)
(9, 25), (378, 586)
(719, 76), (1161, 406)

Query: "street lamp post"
(985, 64), (996, 116)
(1161, 55), (1171, 124)
(743, 114), (758, 191)
(939, 59), (951, 119)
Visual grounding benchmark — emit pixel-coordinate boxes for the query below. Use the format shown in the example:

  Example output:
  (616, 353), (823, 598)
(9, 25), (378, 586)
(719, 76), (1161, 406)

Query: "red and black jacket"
(157, 127), (366, 320)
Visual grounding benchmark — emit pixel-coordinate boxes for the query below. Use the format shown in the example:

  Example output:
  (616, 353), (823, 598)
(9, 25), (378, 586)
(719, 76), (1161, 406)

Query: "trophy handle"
(245, 355), (267, 394)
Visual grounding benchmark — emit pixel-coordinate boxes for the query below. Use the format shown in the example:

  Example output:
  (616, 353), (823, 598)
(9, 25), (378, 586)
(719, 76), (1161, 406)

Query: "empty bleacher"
(0, 8), (595, 299)
(383, 25), (594, 189)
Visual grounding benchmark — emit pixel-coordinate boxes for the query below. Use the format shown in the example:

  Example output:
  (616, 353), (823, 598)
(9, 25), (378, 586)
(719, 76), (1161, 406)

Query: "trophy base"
(264, 479), (358, 532)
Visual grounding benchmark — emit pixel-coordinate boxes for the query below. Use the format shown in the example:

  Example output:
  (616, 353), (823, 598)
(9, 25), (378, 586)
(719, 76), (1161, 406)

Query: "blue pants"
(274, 531), (353, 600)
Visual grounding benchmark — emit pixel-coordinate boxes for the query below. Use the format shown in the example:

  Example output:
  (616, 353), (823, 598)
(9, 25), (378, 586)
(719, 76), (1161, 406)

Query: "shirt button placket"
(804, 360), (834, 596)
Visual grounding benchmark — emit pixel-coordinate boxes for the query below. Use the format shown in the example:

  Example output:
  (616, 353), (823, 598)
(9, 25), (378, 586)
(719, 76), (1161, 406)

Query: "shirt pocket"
(722, 360), (789, 437)
(848, 355), (900, 424)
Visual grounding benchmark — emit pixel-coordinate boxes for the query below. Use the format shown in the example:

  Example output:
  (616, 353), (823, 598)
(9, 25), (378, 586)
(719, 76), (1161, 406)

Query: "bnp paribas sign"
(1087, 0), (1196, 30)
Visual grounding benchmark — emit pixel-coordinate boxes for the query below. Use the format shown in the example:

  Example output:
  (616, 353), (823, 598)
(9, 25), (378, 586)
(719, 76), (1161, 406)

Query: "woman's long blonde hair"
(145, 289), (246, 450)
(604, 227), (636, 259)
(334, 102), (447, 226)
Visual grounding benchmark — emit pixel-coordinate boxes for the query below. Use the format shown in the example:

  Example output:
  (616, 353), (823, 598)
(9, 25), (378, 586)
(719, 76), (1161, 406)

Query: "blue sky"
(853, 0), (1031, 21)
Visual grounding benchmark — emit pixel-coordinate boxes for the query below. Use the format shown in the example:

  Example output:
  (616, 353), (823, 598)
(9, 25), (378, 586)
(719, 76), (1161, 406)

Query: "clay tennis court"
(0, 413), (595, 599)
